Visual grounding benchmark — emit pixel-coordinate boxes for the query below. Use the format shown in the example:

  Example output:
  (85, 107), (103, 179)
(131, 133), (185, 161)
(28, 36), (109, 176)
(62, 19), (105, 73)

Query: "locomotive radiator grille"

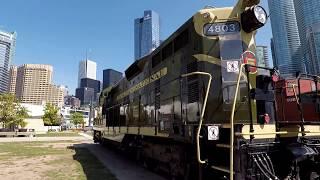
(187, 61), (199, 103)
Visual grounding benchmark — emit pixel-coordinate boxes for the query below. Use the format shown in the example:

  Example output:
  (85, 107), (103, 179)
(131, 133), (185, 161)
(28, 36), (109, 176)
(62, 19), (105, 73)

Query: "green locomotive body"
(94, 1), (320, 179)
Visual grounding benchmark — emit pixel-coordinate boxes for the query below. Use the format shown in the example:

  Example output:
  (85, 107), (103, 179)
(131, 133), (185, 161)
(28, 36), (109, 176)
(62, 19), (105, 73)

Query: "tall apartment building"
(134, 10), (160, 60)
(58, 85), (68, 97)
(78, 60), (96, 87)
(102, 69), (122, 89)
(48, 85), (66, 107)
(8, 65), (17, 94)
(15, 64), (65, 107)
(294, 0), (320, 74)
(0, 30), (16, 93)
(268, 0), (303, 76)
(256, 46), (269, 68)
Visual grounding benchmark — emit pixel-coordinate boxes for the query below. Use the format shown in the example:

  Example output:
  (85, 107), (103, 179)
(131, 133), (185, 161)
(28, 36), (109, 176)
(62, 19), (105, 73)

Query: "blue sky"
(0, 0), (271, 94)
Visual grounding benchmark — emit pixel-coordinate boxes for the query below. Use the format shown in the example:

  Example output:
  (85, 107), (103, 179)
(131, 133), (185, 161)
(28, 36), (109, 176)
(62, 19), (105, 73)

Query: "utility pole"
(89, 97), (93, 127)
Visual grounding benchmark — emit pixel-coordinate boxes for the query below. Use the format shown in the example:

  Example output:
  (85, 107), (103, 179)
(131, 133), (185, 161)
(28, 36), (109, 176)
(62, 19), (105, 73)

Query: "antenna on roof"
(85, 49), (92, 61)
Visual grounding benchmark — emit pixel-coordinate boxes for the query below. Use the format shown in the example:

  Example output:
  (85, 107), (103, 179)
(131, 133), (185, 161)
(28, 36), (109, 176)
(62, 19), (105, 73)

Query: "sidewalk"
(78, 132), (93, 138)
(0, 135), (88, 143)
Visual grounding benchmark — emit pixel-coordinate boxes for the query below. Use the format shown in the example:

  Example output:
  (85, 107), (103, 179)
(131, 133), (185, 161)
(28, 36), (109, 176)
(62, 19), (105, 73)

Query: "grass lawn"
(0, 142), (117, 180)
(36, 131), (81, 137)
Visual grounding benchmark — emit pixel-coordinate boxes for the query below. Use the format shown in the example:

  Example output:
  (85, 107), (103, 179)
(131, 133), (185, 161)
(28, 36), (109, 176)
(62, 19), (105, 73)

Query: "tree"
(42, 103), (61, 129)
(0, 93), (29, 130)
(70, 112), (85, 129)
(15, 106), (29, 128)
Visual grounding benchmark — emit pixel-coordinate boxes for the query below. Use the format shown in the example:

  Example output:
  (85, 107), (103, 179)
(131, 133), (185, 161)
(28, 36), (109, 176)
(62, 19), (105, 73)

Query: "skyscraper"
(103, 69), (122, 89)
(80, 78), (101, 102)
(134, 10), (160, 60)
(78, 60), (96, 87)
(306, 23), (320, 74)
(0, 30), (16, 93)
(268, 0), (303, 76)
(75, 87), (95, 106)
(294, 0), (320, 74)
(270, 38), (277, 68)
(256, 46), (270, 68)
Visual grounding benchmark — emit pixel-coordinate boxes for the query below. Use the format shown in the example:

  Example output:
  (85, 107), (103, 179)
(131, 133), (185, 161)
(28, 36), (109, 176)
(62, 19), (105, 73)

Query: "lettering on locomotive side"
(116, 67), (168, 100)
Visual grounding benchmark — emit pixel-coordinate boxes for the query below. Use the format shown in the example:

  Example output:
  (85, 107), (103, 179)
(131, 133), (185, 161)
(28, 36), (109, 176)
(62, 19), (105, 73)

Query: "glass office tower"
(134, 10), (160, 60)
(0, 30), (16, 93)
(268, 0), (303, 76)
(102, 69), (122, 89)
(294, 0), (320, 74)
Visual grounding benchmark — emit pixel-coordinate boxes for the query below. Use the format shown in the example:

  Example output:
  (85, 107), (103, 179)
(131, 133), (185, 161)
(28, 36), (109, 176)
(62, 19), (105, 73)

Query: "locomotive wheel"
(308, 172), (320, 180)
(143, 157), (157, 171)
(300, 170), (319, 180)
(298, 160), (320, 180)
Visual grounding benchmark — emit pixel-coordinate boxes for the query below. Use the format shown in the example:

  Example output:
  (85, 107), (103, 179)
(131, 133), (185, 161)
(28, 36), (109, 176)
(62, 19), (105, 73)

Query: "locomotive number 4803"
(204, 22), (240, 36)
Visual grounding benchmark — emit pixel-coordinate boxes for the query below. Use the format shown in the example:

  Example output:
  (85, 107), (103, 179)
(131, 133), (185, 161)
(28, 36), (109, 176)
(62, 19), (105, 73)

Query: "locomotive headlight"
(241, 5), (268, 33)
(254, 6), (267, 24)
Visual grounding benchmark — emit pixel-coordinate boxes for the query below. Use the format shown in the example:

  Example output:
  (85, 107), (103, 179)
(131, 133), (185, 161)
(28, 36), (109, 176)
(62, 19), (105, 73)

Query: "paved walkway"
(78, 132), (93, 139)
(77, 133), (165, 180)
(82, 143), (165, 180)
(0, 136), (88, 142)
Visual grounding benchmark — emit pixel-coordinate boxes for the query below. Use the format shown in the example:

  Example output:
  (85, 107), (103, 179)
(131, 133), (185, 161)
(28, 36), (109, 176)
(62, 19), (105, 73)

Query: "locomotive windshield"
(219, 33), (243, 60)
(219, 32), (246, 104)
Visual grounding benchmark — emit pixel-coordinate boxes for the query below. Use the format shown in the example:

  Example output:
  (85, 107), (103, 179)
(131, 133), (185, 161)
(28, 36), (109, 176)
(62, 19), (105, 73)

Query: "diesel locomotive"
(93, 0), (320, 179)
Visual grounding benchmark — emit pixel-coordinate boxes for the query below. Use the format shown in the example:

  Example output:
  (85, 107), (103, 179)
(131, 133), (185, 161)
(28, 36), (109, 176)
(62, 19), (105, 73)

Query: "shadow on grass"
(70, 144), (117, 180)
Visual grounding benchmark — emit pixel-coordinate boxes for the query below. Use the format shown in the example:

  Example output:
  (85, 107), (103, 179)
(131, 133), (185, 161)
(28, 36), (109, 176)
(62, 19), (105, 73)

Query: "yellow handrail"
(229, 63), (246, 180)
(181, 72), (213, 164)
